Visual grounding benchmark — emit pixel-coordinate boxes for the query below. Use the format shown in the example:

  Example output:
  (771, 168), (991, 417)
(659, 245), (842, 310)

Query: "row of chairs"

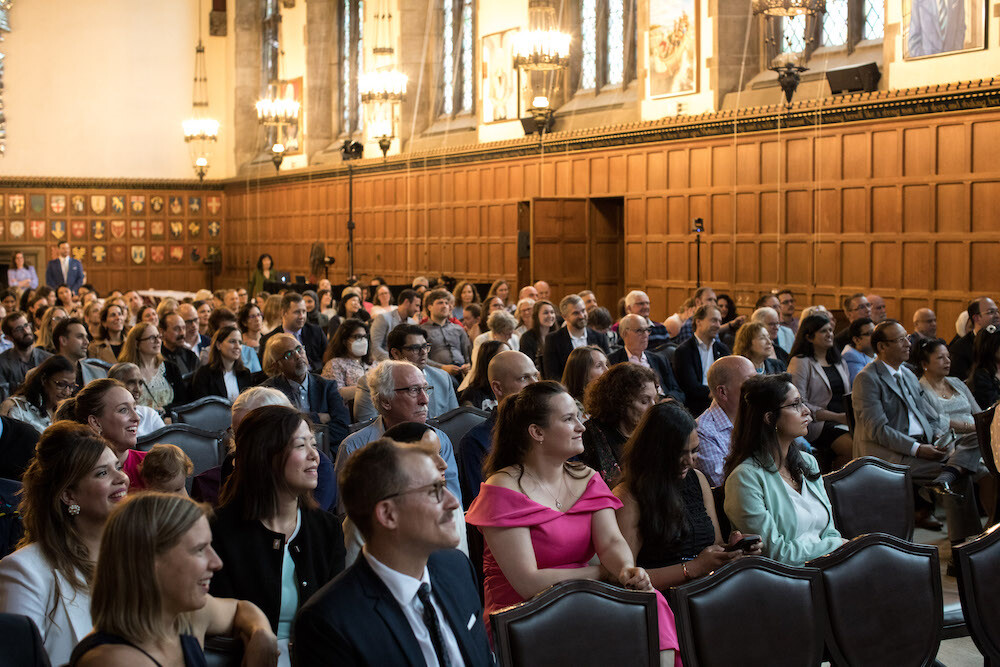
(490, 528), (1000, 667)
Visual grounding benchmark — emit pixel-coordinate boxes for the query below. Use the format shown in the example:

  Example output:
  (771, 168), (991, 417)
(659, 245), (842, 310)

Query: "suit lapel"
(875, 361), (906, 403)
(357, 558), (428, 666)
(429, 565), (477, 666)
(811, 358), (833, 392)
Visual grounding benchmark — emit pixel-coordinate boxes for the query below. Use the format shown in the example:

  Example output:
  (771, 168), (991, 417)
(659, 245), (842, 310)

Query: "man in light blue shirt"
(841, 317), (875, 385)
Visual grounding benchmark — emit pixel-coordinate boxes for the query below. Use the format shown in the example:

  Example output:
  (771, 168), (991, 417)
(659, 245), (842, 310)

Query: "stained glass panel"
(863, 0), (884, 39)
(342, 0), (351, 128)
(607, 0), (625, 85)
(781, 14), (807, 53)
(580, 0), (597, 89)
(822, 0), (848, 45)
(442, 0), (455, 114)
(460, 0), (473, 111)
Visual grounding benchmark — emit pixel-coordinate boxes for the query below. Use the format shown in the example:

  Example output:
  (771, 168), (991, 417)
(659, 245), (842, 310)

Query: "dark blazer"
(189, 365), (255, 401)
(209, 503), (346, 634)
(541, 327), (610, 380)
(518, 329), (543, 371)
(261, 373), (350, 447)
(0, 415), (40, 481)
(44, 257), (84, 293)
(259, 323), (327, 373)
(161, 358), (189, 410)
(969, 368), (1000, 412)
(607, 348), (685, 404)
(292, 549), (493, 667)
(672, 336), (731, 416)
(161, 344), (200, 378)
(949, 332), (975, 382)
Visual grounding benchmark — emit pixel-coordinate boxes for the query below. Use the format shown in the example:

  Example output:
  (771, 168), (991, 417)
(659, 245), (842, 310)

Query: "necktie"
(937, 0), (948, 38)
(895, 373), (929, 442)
(417, 583), (450, 667)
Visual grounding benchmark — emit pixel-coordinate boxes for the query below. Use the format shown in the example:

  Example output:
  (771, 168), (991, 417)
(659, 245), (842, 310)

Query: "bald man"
(908, 308), (938, 366)
(695, 356), (757, 486)
(866, 294), (887, 323)
(533, 280), (551, 302)
(608, 314), (684, 403)
(456, 350), (539, 508)
(518, 285), (539, 301)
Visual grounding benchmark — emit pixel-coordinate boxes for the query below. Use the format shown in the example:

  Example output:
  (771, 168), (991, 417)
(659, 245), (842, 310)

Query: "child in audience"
(138, 443), (192, 496)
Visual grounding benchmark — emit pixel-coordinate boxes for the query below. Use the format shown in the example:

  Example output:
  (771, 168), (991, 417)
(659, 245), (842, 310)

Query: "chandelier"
(513, 0), (571, 136)
(753, 0), (825, 102)
(256, 1), (299, 170)
(255, 83), (301, 125)
(182, 2), (219, 180)
(752, 0), (825, 16)
(362, 0), (407, 158)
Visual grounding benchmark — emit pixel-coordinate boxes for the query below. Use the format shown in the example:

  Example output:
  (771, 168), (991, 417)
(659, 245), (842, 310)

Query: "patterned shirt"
(674, 317), (695, 345)
(421, 319), (472, 366)
(695, 400), (733, 487)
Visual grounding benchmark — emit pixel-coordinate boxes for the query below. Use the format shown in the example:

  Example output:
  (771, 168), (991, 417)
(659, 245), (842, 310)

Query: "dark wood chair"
(173, 395), (233, 433)
(807, 533), (942, 666)
(204, 636), (243, 667)
(823, 456), (914, 540)
(136, 424), (226, 477)
(428, 406), (489, 447)
(0, 613), (50, 667)
(668, 558), (827, 667)
(973, 403), (1000, 526)
(491, 579), (659, 667)
(953, 524), (1000, 665)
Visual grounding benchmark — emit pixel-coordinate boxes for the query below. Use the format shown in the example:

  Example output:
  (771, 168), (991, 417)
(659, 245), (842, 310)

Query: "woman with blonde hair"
(0, 422), (129, 665)
(70, 493), (278, 666)
(34, 304), (68, 353)
(117, 321), (185, 411)
(261, 294), (284, 335)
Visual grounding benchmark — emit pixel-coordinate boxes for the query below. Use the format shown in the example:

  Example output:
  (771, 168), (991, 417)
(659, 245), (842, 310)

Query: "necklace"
(523, 468), (566, 510)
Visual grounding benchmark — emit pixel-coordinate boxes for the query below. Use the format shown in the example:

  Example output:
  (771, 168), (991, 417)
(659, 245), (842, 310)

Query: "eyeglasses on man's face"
(395, 383), (434, 398)
(281, 345), (305, 360)
(379, 479), (448, 504)
(400, 343), (432, 353)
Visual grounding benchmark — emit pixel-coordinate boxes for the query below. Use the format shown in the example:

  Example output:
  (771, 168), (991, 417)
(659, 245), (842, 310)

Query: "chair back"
(428, 406), (489, 446)
(973, 403), (999, 477)
(0, 613), (50, 667)
(807, 533), (942, 666)
(174, 396), (233, 433)
(668, 557), (826, 667)
(82, 357), (112, 372)
(953, 524), (1000, 663)
(844, 392), (855, 434)
(491, 579), (658, 667)
(823, 456), (914, 540)
(203, 636), (244, 667)
(136, 424), (225, 477)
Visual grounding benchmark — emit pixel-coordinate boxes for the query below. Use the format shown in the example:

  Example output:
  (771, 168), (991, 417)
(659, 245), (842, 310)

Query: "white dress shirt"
(695, 336), (714, 384)
(363, 550), (464, 667)
(569, 329), (588, 350)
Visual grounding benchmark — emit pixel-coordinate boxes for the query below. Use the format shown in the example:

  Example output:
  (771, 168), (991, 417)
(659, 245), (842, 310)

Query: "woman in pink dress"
(466, 381), (681, 664)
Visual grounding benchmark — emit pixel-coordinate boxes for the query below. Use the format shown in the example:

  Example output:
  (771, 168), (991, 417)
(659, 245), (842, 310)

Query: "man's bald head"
(519, 285), (539, 301)
(706, 355), (757, 416)
(533, 281), (551, 300)
(912, 308), (937, 338)
(488, 350), (539, 400)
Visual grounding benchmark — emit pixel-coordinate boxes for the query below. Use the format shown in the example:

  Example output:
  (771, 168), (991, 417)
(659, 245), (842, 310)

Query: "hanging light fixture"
(753, 0), (826, 102)
(256, 0), (299, 171)
(361, 0), (407, 158)
(182, 1), (219, 180)
(513, 0), (571, 136)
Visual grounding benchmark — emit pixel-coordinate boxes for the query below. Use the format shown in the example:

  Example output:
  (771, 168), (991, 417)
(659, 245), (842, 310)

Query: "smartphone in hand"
(724, 534), (762, 552)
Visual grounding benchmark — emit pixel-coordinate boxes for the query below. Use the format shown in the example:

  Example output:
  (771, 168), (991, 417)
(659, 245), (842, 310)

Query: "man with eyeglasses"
(354, 324), (459, 422)
(853, 319), (984, 543)
(834, 293), (872, 350)
(621, 290), (671, 349)
(261, 333), (350, 448)
(177, 302), (209, 356)
(949, 296), (1000, 381)
(608, 314), (684, 403)
(159, 311), (201, 377)
(371, 288), (421, 361)
(0, 312), (52, 397)
(52, 317), (103, 389)
(776, 289), (798, 334)
(294, 438), (492, 667)
(335, 360), (461, 514)
(259, 292), (328, 373)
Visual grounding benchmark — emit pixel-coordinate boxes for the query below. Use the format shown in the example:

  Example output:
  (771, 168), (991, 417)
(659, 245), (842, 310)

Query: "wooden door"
(530, 198), (590, 303)
(589, 198), (625, 314)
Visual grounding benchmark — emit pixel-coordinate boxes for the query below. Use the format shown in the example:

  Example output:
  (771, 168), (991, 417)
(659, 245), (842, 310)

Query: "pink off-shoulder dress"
(466, 473), (681, 659)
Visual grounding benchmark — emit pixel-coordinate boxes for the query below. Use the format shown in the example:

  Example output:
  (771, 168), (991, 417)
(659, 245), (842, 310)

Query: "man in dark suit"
(542, 294), (610, 380)
(44, 242), (84, 293)
(293, 438), (493, 667)
(672, 305), (731, 416)
(259, 292), (327, 373)
(608, 314), (684, 403)
(160, 312), (201, 377)
(261, 333), (350, 447)
(949, 296), (999, 381)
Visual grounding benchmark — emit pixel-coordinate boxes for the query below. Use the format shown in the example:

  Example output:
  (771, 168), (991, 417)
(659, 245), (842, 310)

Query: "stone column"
(305, 0), (335, 161)
(235, 0), (264, 173)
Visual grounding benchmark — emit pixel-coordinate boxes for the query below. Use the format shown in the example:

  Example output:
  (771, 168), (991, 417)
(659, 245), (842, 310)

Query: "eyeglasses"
(281, 345), (305, 360)
(779, 298), (796, 305)
(11, 322), (31, 333)
(628, 327), (652, 335)
(183, 318), (198, 326)
(50, 379), (79, 392)
(394, 383), (434, 397)
(852, 303), (872, 312)
(886, 335), (909, 345)
(400, 343), (432, 353)
(379, 479), (448, 504)
(779, 399), (807, 411)
(139, 335), (162, 343)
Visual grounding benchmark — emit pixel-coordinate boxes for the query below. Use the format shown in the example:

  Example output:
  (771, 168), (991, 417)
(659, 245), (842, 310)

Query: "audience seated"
(118, 321), (185, 412)
(853, 320), (983, 550)
(841, 317), (875, 385)
(293, 438), (492, 666)
(0, 355), (76, 433)
(260, 293), (327, 373)
(716, 293), (739, 350)
(465, 382), (681, 661)
(320, 318), (373, 403)
(159, 310), (200, 377)
(787, 314), (853, 467)
(732, 321), (786, 375)
(421, 288), (472, 377)
(138, 443), (192, 495)
(0, 422), (129, 665)
(580, 362), (658, 486)
(834, 293), (873, 350)
(723, 373), (847, 565)
(913, 339), (983, 466)
(542, 295), (610, 380)
(777, 289), (798, 334)
(867, 293), (887, 322)
(238, 301), (265, 357)
(458, 350), (539, 508)
(671, 286), (717, 345)
(749, 306), (792, 365)
(354, 324), (458, 422)
(908, 307), (938, 366)
(190, 325), (254, 402)
(0, 312), (53, 397)
(458, 340), (510, 410)
(967, 324), (1000, 409)
(369, 289), (419, 361)
(614, 402), (759, 590)
(198, 307), (262, 373)
(695, 356), (758, 487)
(178, 302), (210, 356)
(513, 297), (534, 336)
(518, 299), (556, 372)
(52, 318), (103, 387)
(210, 405), (345, 660)
(672, 304), (730, 416)
(106, 363), (165, 437)
(664, 297), (696, 340)
(622, 291), (671, 349)
(608, 314), (684, 402)
(71, 492), (277, 667)
(34, 305), (68, 354)
(560, 345), (608, 406)
(87, 303), (126, 365)
(336, 360), (461, 510)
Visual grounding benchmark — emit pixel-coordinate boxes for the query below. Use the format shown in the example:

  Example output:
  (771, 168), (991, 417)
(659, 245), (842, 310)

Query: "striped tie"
(937, 0), (948, 41)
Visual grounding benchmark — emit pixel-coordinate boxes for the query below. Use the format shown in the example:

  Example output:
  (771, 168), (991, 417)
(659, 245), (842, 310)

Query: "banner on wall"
(647, 0), (698, 99)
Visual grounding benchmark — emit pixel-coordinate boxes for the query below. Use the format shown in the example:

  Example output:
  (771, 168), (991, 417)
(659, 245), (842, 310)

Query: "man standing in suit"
(44, 242), (84, 293)
(293, 438), (492, 666)
(608, 314), (684, 403)
(542, 294), (610, 380)
(259, 292), (327, 372)
(853, 320), (983, 544)
(949, 296), (999, 381)
(261, 333), (350, 447)
(672, 305), (731, 416)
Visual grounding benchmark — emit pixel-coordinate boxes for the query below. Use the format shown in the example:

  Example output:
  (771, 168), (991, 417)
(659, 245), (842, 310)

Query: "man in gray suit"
(908, 0), (966, 57)
(852, 319), (982, 544)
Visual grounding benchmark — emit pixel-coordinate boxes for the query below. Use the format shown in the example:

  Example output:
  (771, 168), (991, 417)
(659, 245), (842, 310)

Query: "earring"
(67, 504), (81, 516)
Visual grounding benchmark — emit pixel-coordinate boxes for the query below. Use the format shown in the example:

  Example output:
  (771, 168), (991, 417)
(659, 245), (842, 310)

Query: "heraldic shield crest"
(111, 195), (125, 214)
(110, 220), (126, 240)
(50, 195), (66, 214)
(90, 195), (106, 214)
(131, 246), (146, 265)
(150, 245), (165, 264)
(151, 196), (165, 213)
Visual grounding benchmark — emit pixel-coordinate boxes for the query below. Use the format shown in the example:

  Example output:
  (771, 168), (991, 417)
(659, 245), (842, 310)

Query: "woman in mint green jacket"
(723, 373), (846, 566)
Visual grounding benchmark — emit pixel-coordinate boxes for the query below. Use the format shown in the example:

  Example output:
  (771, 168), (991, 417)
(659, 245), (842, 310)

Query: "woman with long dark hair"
(88, 302), (127, 365)
(0, 354), (77, 433)
(466, 381), (681, 663)
(458, 339), (510, 410)
(320, 318), (372, 402)
(190, 325), (253, 401)
(560, 345), (608, 405)
(723, 373), (844, 565)
(614, 402), (755, 589)
(518, 299), (556, 372)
